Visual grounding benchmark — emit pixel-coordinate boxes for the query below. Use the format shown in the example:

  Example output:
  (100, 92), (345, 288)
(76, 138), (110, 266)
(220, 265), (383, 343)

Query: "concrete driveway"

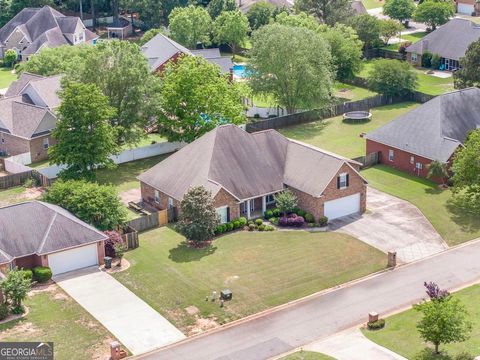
(54, 267), (185, 355)
(330, 187), (447, 263)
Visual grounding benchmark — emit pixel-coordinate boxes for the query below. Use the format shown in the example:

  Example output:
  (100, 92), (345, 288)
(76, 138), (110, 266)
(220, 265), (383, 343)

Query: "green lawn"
(280, 102), (418, 159)
(362, 165), (480, 246)
(0, 185), (43, 207)
(0, 286), (118, 360)
(96, 154), (169, 194)
(358, 60), (454, 96)
(362, 284), (480, 358)
(280, 351), (336, 360)
(114, 227), (386, 333)
(381, 32), (428, 51)
(0, 67), (16, 89)
(362, 0), (384, 9)
(121, 133), (166, 150)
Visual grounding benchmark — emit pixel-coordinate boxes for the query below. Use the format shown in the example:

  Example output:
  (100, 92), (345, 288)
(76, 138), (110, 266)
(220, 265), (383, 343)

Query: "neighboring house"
(365, 88), (480, 182)
(138, 124), (367, 222)
(236, 0), (293, 13)
(351, 0), (368, 14)
(0, 73), (61, 161)
(0, 201), (107, 276)
(106, 17), (133, 39)
(406, 18), (480, 70)
(141, 34), (233, 75)
(455, 0), (480, 16)
(0, 5), (98, 60)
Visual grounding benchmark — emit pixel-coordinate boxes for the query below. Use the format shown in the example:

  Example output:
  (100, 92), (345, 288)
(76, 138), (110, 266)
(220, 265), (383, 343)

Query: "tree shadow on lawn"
(445, 196), (480, 234)
(168, 241), (217, 263)
(413, 348), (473, 360)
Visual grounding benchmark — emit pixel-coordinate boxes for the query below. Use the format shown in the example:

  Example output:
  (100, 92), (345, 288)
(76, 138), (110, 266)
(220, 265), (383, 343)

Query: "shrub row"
(367, 318), (385, 330)
(247, 219), (274, 232)
(32, 266), (52, 283)
(279, 214), (305, 227)
(264, 207), (316, 223)
(215, 217), (247, 235)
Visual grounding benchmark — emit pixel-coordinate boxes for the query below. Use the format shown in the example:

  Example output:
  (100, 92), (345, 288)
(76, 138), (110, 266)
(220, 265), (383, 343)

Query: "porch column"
(262, 196), (266, 215)
(247, 199), (251, 219)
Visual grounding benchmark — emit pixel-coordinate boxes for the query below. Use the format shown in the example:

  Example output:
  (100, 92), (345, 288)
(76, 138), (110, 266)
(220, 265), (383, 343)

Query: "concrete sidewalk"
(302, 328), (406, 360)
(55, 267), (185, 355)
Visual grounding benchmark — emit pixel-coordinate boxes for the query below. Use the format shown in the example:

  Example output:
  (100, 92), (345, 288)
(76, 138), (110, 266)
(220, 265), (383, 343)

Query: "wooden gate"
(158, 209), (168, 226)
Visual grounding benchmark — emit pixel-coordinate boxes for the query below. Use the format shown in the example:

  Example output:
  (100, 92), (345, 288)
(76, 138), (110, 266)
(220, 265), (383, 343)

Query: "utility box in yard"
(220, 289), (232, 301)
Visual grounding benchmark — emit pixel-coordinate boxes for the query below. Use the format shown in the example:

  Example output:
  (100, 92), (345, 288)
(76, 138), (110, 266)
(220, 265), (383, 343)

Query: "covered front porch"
(240, 193), (277, 220)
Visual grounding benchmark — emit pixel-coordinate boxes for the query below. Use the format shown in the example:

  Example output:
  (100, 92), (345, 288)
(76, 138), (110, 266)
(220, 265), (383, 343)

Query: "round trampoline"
(343, 111), (372, 123)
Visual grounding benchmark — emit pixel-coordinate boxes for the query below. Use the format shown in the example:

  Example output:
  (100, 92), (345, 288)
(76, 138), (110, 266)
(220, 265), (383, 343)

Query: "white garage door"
(324, 193), (361, 220)
(457, 3), (474, 14)
(48, 244), (98, 275)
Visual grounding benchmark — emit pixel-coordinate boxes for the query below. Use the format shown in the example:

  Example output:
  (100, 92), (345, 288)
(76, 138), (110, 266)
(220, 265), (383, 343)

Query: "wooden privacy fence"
(121, 226), (139, 249)
(125, 207), (177, 232)
(246, 95), (400, 132)
(352, 152), (379, 169)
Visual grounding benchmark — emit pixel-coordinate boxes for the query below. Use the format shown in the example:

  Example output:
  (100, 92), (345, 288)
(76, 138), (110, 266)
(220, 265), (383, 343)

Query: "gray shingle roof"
(237, 0), (293, 13)
(26, 74), (62, 108)
(366, 88), (480, 162)
(406, 18), (480, 60)
(0, 201), (107, 265)
(4, 72), (44, 97)
(138, 125), (364, 201)
(142, 34), (233, 74)
(0, 6), (97, 56)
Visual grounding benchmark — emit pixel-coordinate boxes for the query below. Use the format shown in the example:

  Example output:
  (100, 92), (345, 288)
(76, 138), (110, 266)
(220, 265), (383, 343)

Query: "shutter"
(226, 207), (230, 222)
(337, 176), (340, 189)
(346, 174), (350, 187)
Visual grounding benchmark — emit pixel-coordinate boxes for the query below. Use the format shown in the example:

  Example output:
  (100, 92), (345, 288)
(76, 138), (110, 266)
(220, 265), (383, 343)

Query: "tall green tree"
(43, 180), (127, 230)
(213, 10), (250, 58)
(169, 5), (212, 48)
(3, 49), (17, 68)
(136, 0), (188, 27)
(274, 10), (319, 30)
(0, 268), (31, 314)
(295, 0), (354, 25)
(368, 59), (417, 97)
(0, 0), (12, 27)
(413, 0), (454, 30)
(414, 292), (472, 354)
(50, 82), (118, 180)
(454, 39), (480, 89)
(69, 40), (161, 145)
(158, 55), (245, 143)
(452, 129), (480, 213)
(207, 0), (235, 19)
(383, 0), (416, 25)
(379, 19), (403, 45)
(349, 14), (382, 49)
(249, 23), (334, 113)
(177, 186), (220, 244)
(274, 189), (298, 215)
(7, 0), (53, 18)
(246, 1), (274, 30)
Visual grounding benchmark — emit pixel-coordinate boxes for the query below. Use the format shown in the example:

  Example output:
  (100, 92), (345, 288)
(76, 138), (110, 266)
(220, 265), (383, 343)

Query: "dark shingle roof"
(406, 18), (480, 60)
(366, 88), (480, 162)
(4, 72), (44, 97)
(0, 201), (107, 264)
(191, 49), (233, 73)
(138, 125), (363, 201)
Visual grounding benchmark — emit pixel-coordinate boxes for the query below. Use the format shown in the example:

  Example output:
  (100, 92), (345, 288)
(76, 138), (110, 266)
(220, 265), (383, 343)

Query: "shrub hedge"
(0, 303), (9, 320)
(367, 318), (385, 330)
(33, 266), (52, 283)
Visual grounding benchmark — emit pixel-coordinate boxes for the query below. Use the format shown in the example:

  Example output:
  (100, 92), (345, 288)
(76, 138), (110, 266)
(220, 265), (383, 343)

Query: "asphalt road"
(137, 239), (480, 360)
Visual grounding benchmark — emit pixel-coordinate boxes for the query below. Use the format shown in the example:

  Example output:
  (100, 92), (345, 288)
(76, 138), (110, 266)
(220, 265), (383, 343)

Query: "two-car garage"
(324, 193), (361, 220)
(48, 243), (100, 276)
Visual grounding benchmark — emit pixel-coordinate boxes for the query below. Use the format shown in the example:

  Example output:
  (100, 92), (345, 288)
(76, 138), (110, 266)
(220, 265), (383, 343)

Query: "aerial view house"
(366, 88), (480, 181)
(139, 124), (367, 222)
(406, 18), (480, 71)
(455, 0), (480, 15)
(141, 34), (233, 75)
(0, 201), (107, 275)
(0, 73), (61, 161)
(106, 17), (133, 39)
(0, 5), (98, 60)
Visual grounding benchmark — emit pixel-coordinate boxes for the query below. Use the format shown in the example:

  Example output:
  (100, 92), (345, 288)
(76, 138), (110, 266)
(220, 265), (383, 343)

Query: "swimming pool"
(233, 64), (249, 78)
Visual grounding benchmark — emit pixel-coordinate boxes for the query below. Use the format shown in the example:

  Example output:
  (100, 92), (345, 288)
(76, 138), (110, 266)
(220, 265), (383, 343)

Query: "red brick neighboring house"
(0, 73), (61, 162)
(365, 88), (480, 182)
(0, 201), (107, 276)
(455, 0), (480, 15)
(140, 34), (233, 76)
(138, 124), (368, 222)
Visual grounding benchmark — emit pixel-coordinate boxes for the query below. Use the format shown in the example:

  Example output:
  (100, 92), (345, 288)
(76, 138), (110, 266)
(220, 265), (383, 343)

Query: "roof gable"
(141, 34), (192, 71)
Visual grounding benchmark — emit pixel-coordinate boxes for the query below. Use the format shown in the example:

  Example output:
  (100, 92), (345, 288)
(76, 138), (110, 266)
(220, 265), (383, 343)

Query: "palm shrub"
(427, 160), (448, 185)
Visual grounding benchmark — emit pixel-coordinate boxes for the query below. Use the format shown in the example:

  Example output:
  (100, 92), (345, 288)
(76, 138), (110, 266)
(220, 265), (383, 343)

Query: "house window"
(168, 197), (174, 209)
(410, 156), (414, 164)
(337, 173), (349, 189)
(43, 138), (49, 149)
(411, 53), (417, 62)
(416, 162), (423, 170)
(216, 206), (229, 224)
(266, 194), (275, 204)
(388, 149), (394, 162)
(154, 190), (160, 203)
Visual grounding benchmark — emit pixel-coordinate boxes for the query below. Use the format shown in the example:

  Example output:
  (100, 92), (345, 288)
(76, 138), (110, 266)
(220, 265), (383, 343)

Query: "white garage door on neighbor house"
(457, 3), (474, 14)
(48, 244), (99, 275)
(324, 193), (361, 220)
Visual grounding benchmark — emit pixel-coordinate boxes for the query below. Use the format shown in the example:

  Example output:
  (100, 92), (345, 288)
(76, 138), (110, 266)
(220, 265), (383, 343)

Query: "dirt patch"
(185, 306), (199, 316)
(224, 275), (239, 285)
(186, 316), (220, 336)
(119, 188), (141, 205)
(22, 187), (44, 200)
(28, 282), (57, 296)
(90, 336), (117, 360)
(0, 321), (38, 340)
(53, 292), (69, 301)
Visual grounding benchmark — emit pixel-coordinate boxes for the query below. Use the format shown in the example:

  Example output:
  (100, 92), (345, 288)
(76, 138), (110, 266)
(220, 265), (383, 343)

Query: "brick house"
(406, 18), (480, 71)
(0, 201), (107, 276)
(365, 88), (480, 182)
(138, 124), (367, 222)
(0, 6), (98, 61)
(141, 34), (233, 76)
(0, 73), (61, 162)
(455, 0), (480, 15)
